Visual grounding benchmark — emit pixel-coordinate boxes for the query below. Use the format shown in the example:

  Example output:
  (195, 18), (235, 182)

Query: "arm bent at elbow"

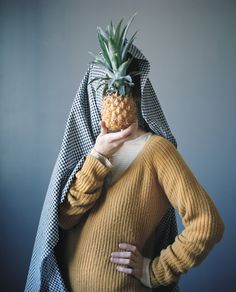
(58, 154), (112, 230)
(150, 137), (225, 287)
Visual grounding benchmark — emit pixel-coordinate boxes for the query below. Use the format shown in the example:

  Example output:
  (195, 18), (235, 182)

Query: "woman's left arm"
(149, 137), (225, 287)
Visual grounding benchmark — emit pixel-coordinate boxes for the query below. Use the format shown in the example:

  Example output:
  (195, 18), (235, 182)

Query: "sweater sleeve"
(150, 137), (225, 287)
(58, 154), (112, 230)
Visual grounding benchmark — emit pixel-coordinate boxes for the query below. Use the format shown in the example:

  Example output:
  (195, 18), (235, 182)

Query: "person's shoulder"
(143, 134), (178, 165)
(149, 134), (177, 152)
(149, 135), (190, 172)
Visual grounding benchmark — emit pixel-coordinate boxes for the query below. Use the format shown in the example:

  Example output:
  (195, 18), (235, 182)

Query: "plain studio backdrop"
(0, 0), (235, 291)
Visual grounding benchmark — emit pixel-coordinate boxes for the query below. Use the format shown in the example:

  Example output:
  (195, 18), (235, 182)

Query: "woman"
(57, 117), (224, 291)
(25, 41), (224, 292)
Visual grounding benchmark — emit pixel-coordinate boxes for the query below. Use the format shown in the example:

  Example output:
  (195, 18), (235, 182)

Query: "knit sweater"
(107, 131), (154, 288)
(57, 135), (224, 291)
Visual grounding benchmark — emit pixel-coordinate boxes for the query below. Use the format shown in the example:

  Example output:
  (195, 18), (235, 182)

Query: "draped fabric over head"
(25, 43), (180, 292)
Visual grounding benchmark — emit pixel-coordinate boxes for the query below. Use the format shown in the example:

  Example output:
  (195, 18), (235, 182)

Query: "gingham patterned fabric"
(24, 42), (180, 292)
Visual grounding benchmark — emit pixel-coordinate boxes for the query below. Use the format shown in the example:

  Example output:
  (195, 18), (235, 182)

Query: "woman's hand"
(110, 243), (152, 287)
(94, 120), (138, 159)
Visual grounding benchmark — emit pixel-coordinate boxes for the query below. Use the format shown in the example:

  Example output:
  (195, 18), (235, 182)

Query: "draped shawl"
(24, 42), (180, 292)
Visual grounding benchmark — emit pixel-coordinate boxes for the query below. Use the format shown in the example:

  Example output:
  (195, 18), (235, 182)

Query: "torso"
(58, 135), (172, 292)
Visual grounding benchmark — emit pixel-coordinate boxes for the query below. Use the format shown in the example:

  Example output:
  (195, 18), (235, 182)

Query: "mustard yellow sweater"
(57, 135), (224, 291)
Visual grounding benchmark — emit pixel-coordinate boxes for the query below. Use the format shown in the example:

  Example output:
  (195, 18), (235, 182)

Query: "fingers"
(115, 265), (142, 279)
(98, 120), (137, 141)
(100, 121), (108, 135)
(110, 256), (136, 267)
(108, 122), (137, 142)
(111, 251), (134, 258)
(118, 243), (141, 256)
(95, 120), (136, 158)
(116, 265), (133, 274)
(111, 251), (138, 265)
(110, 243), (143, 279)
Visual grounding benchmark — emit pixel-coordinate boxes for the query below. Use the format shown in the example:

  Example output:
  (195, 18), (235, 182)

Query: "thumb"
(100, 120), (108, 135)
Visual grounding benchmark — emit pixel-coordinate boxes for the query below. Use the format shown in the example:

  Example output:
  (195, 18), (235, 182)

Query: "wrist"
(90, 147), (113, 169)
(92, 147), (111, 160)
(140, 257), (153, 288)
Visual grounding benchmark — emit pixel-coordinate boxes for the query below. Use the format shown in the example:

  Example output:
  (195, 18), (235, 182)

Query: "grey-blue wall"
(1, 0), (235, 291)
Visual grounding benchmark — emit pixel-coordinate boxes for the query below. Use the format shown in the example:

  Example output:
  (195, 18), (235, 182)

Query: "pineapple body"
(101, 92), (137, 132)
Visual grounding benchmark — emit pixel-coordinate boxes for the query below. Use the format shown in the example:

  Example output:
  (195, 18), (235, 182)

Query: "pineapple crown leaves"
(88, 12), (142, 96)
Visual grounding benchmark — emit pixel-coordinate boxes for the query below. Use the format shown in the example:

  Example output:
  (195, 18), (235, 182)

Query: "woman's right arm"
(58, 120), (138, 230)
(58, 154), (112, 230)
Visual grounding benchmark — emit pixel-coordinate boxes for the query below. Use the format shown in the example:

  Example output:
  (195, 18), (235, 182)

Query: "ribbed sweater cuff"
(149, 256), (180, 287)
(149, 257), (161, 287)
(81, 154), (112, 179)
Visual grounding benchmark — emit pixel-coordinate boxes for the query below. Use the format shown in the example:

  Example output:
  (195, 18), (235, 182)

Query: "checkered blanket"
(24, 43), (180, 292)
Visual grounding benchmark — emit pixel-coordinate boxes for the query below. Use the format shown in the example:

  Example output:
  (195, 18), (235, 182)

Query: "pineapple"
(88, 13), (142, 132)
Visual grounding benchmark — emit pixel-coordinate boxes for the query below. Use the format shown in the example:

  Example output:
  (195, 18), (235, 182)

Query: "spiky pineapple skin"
(101, 92), (137, 132)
